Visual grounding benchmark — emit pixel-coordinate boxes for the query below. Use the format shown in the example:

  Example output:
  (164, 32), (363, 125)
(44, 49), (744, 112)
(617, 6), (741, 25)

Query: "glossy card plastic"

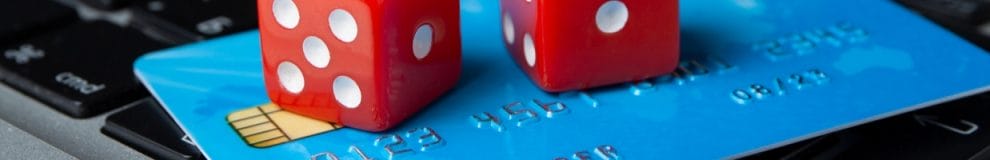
(135, 0), (990, 159)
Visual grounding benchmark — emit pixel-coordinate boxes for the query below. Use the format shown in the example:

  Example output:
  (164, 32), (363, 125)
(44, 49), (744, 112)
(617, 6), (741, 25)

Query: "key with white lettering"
(0, 21), (170, 117)
(129, 0), (257, 38)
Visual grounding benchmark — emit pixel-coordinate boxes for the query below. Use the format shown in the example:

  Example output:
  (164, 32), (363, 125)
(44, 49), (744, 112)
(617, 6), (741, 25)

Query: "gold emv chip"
(226, 103), (342, 148)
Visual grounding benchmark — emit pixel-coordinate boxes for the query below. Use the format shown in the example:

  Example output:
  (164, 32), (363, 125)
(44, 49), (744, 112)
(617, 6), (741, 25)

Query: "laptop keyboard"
(0, 0), (256, 118)
(0, 0), (989, 159)
(0, 0), (254, 158)
(2, 21), (168, 117)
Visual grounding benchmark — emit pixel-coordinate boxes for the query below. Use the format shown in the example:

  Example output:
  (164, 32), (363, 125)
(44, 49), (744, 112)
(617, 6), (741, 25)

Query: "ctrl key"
(0, 21), (171, 117)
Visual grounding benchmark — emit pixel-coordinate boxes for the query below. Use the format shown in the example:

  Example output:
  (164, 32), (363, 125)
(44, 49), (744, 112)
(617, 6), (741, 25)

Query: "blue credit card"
(135, 0), (990, 159)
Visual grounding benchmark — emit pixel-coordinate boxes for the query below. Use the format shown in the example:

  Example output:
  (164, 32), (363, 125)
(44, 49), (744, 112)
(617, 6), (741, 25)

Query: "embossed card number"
(470, 99), (570, 132)
(310, 127), (445, 160)
(731, 69), (830, 104)
(555, 145), (620, 160)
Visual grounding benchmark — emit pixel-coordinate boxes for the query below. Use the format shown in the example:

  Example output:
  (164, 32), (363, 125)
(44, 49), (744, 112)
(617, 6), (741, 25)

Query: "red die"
(500, 0), (679, 92)
(258, 0), (460, 131)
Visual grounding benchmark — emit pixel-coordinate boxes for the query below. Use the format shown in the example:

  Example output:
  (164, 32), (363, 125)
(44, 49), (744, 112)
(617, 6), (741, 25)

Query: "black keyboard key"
(898, 0), (990, 24)
(829, 95), (990, 159)
(80, 0), (132, 10)
(0, 21), (171, 117)
(103, 98), (203, 160)
(744, 92), (990, 159)
(0, 0), (78, 43)
(131, 0), (257, 38)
